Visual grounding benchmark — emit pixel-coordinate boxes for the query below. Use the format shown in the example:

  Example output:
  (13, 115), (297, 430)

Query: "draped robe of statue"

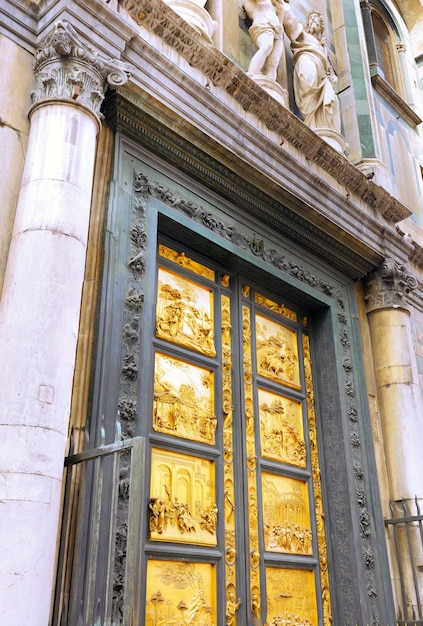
(285, 11), (341, 133)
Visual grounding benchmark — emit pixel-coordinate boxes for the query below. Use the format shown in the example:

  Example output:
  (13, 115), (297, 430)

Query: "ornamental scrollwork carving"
(31, 21), (133, 116)
(364, 258), (418, 313)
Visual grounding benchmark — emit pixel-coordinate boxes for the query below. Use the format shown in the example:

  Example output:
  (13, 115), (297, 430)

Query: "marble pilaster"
(0, 21), (131, 625)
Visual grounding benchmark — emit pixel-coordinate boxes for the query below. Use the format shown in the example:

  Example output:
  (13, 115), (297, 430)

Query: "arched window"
(360, 0), (421, 126)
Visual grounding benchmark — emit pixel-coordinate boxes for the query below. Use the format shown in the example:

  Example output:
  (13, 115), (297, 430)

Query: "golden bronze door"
(144, 241), (332, 626)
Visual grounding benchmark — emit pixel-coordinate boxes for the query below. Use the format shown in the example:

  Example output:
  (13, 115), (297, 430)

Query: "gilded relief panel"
(266, 567), (318, 626)
(302, 335), (332, 624)
(255, 314), (300, 390)
(255, 292), (297, 323)
(159, 244), (215, 281)
(156, 266), (215, 357)
(149, 448), (217, 545)
(262, 473), (312, 555)
(153, 352), (216, 444)
(145, 560), (216, 625)
(258, 388), (306, 467)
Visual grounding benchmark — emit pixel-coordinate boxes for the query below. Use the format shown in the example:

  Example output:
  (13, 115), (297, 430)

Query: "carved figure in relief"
(156, 278), (216, 356)
(149, 498), (166, 533)
(251, 585), (261, 617)
(200, 504), (218, 533)
(257, 339), (297, 383)
(149, 492), (213, 536)
(242, 0), (286, 80)
(175, 501), (196, 533)
(266, 521), (312, 554)
(226, 545), (237, 565)
(226, 587), (241, 626)
(284, 9), (341, 133)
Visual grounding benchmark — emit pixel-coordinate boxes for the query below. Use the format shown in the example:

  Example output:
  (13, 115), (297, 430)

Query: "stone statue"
(243, 0), (287, 81)
(284, 9), (341, 134)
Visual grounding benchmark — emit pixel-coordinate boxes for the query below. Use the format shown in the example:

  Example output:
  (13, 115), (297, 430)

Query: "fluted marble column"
(364, 258), (423, 618)
(0, 22), (131, 625)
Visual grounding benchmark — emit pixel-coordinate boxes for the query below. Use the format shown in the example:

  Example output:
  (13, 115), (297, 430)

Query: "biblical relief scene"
(258, 388), (306, 467)
(256, 314), (300, 389)
(262, 473), (312, 555)
(153, 352), (216, 445)
(156, 266), (216, 356)
(145, 560), (216, 625)
(266, 567), (318, 626)
(149, 448), (217, 545)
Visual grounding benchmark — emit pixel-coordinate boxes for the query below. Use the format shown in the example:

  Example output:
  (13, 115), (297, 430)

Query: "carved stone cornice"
(409, 240), (423, 269)
(31, 21), (133, 118)
(371, 72), (422, 128)
(120, 0), (412, 224)
(364, 258), (418, 313)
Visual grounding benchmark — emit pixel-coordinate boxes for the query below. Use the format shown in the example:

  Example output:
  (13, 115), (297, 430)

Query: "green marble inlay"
(357, 114), (376, 158)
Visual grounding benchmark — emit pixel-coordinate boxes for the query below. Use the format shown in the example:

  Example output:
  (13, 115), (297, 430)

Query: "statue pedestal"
(314, 127), (346, 153)
(164, 0), (217, 43)
(247, 74), (288, 108)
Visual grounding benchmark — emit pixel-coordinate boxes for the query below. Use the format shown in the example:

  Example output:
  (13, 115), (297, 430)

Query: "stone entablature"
(32, 21), (133, 118)
(120, 0), (412, 225)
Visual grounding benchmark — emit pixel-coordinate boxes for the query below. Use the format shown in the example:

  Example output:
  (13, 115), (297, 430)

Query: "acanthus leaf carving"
(364, 258), (418, 313)
(31, 21), (133, 116)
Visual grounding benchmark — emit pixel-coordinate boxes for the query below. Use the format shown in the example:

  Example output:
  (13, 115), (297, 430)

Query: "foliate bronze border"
(303, 334), (332, 625)
(242, 302), (261, 619)
(221, 293), (239, 623)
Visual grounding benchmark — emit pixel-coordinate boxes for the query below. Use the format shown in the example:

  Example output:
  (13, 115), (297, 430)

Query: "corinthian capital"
(31, 21), (134, 117)
(364, 258), (418, 313)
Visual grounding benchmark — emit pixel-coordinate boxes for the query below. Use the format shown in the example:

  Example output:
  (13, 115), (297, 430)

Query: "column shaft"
(0, 20), (132, 625)
(367, 307), (423, 500)
(0, 101), (98, 626)
(364, 259), (423, 620)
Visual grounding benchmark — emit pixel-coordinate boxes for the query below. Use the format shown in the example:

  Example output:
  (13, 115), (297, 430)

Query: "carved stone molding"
(409, 241), (423, 269)
(371, 72), (422, 128)
(31, 21), (133, 118)
(364, 258), (418, 313)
